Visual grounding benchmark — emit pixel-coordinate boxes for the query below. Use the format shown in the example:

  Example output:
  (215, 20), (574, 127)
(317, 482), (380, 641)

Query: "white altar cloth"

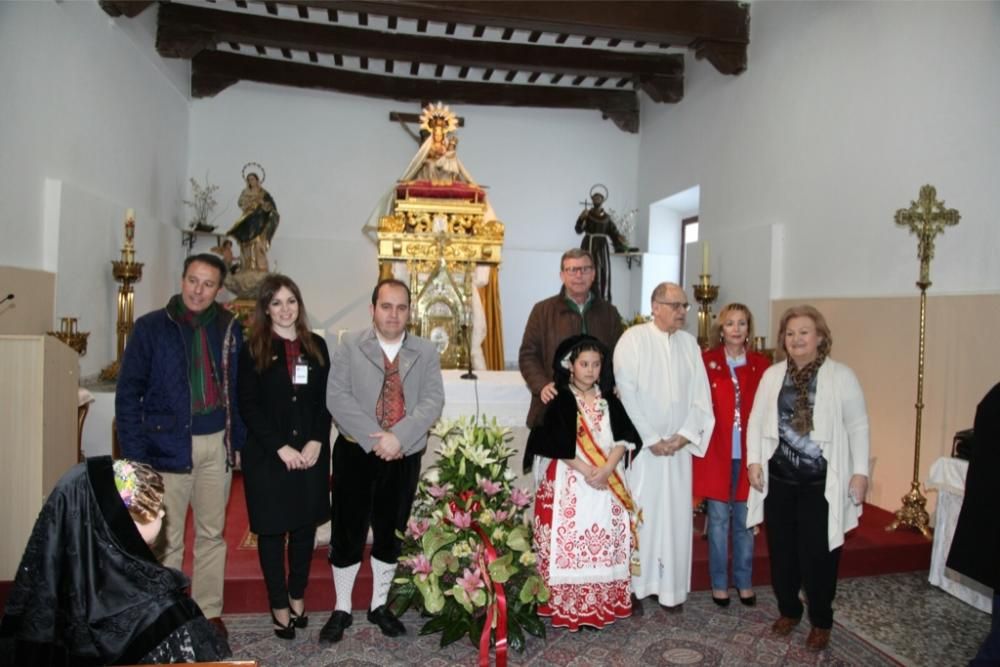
(927, 456), (993, 613)
(82, 370), (534, 477)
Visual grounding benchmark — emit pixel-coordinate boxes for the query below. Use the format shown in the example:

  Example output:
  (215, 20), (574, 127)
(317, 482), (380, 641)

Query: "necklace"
(571, 381), (596, 395)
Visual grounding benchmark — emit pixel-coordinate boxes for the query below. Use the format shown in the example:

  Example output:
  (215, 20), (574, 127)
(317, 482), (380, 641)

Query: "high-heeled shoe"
(271, 609), (296, 640)
(289, 603), (309, 629)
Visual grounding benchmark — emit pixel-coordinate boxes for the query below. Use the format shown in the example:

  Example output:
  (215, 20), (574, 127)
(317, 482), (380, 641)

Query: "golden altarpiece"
(375, 104), (505, 370)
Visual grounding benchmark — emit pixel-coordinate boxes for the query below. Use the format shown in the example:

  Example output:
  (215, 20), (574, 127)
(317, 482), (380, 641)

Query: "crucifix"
(886, 184), (960, 539)
(389, 104), (465, 145)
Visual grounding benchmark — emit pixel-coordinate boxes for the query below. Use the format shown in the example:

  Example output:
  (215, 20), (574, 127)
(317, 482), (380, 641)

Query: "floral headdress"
(113, 459), (139, 510)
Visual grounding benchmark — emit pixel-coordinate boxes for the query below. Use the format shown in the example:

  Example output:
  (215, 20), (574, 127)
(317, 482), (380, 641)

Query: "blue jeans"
(706, 459), (754, 591)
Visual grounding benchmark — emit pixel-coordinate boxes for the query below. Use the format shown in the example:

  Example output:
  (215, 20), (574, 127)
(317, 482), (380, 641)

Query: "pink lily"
(478, 477), (502, 497)
(406, 517), (431, 539)
(450, 509), (473, 530)
(493, 509), (510, 523)
(456, 566), (485, 596)
(510, 486), (532, 508)
(407, 553), (433, 578)
(427, 483), (451, 499)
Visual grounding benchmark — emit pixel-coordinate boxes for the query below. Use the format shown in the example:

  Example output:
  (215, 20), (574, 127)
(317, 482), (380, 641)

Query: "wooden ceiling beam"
(98, 1), (153, 18)
(292, 0), (749, 74)
(191, 50), (640, 132)
(157, 3), (683, 82)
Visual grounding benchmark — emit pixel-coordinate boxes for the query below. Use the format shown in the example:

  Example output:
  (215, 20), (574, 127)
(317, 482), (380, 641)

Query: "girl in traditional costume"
(524, 334), (642, 630)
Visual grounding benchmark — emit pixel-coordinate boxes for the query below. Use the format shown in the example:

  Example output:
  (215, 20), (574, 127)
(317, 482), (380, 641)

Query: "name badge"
(294, 363), (309, 385)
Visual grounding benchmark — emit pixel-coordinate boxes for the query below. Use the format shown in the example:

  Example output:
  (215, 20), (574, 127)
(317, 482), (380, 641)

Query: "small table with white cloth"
(927, 455), (993, 613)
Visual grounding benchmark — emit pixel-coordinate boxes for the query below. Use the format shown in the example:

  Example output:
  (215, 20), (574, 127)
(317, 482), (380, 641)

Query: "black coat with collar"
(523, 386), (642, 474)
(237, 333), (332, 535)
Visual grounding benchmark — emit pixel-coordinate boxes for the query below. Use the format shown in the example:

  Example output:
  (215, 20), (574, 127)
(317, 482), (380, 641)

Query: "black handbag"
(952, 428), (975, 460)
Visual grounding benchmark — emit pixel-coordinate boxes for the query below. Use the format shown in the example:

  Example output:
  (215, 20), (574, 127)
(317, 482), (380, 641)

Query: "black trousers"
(764, 476), (842, 629)
(329, 435), (422, 568)
(257, 523), (317, 609)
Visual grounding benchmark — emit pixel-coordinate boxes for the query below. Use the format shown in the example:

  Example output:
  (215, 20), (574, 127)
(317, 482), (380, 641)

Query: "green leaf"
(506, 615), (526, 653)
(487, 552), (515, 584)
(518, 575), (549, 604)
(470, 588), (488, 608)
(506, 525), (531, 552)
(450, 585), (474, 614)
(414, 575), (445, 614)
(420, 614), (449, 635)
(388, 582), (417, 616)
(441, 614), (470, 647)
(518, 609), (546, 639)
(422, 524), (458, 557)
(468, 612), (485, 648)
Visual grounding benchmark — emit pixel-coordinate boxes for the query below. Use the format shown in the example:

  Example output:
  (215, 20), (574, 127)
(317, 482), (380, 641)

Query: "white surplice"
(613, 322), (715, 606)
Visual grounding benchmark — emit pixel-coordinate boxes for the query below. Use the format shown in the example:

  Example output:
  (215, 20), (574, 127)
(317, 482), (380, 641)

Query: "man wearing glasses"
(518, 248), (624, 432)
(614, 282), (715, 614)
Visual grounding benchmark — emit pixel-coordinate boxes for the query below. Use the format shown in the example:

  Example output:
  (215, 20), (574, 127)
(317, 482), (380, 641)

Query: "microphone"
(460, 323), (477, 380)
(0, 293), (13, 306)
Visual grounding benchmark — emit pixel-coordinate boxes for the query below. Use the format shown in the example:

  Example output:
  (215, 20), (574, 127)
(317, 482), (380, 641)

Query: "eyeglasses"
(654, 300), (691, 312)
(562, 266), (595, 276)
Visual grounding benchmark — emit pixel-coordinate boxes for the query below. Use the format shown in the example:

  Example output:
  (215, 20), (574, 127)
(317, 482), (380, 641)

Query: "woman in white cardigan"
(746, 305), (869, 652)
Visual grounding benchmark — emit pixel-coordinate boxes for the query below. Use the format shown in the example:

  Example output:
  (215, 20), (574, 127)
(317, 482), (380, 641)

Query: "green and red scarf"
(167, 295), (222, 415)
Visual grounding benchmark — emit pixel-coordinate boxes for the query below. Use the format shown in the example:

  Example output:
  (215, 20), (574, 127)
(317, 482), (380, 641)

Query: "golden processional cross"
(886, 185), (960, 539)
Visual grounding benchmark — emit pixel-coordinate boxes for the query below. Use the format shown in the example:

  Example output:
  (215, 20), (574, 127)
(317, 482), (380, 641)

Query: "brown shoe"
(806, 627), (831, 651)
(770, 616), (800, 636)
(206, 616), (228, 640)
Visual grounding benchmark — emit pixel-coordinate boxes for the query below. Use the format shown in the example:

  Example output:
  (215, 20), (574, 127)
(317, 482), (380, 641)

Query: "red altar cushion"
(396, 181), (485, 202)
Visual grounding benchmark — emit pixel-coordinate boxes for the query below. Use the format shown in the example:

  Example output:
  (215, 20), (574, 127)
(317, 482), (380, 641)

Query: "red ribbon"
(472, 523), (508, 667)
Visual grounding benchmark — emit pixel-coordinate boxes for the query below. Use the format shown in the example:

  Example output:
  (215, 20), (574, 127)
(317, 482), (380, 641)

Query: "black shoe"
(289, 605), (309, 629)
(711, 594), (731, 608)
(630, 593), (644, 617)
(738, 593), (757, 607)
(271, 610), (296, 640)
(319, 610), (352, 644)
(367, 604), (406, 637)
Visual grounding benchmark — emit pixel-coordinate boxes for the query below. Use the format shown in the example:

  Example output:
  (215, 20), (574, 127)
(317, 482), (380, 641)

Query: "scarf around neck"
(167, 295), (222, 415)
(786, 352), (827, 435)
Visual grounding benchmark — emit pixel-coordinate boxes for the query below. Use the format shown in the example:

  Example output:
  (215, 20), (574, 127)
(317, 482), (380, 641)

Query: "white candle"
(125, 208), (135, 221)
(702, 241), (710, 274)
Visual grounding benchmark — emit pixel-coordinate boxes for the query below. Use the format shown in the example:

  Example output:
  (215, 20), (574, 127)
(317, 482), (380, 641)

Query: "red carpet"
(214, 474), (929, 613)
(0, 473), (931, 615)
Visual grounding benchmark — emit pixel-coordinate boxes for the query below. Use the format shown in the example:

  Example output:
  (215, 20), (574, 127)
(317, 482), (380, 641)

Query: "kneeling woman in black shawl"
(0, 456), (231, 665)
(523, 334), (642, 631)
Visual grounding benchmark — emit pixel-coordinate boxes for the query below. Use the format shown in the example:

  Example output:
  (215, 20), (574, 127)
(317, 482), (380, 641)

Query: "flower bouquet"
(391, 417), (549, 664)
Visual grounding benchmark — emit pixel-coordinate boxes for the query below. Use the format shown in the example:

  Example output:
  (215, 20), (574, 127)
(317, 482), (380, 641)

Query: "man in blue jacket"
(116, 253), (245, 639)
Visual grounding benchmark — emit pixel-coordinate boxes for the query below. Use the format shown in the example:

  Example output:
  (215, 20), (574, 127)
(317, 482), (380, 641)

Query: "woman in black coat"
(238, 274), (332, 639)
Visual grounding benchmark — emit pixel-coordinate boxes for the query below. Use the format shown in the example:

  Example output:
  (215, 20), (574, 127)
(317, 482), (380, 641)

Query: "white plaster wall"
(636, 0), (1000, 315)
(0, 1), (190, 351)
(187, 84), (641, 362)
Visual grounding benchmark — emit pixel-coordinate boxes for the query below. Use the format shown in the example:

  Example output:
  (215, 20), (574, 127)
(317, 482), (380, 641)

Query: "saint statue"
(575, 184), (633, 303)
(400, 103), (477, 187)
(227, 163), (279, 272)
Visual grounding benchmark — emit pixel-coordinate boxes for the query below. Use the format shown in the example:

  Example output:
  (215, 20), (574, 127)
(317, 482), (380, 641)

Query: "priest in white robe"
(613, 282), (715, 610)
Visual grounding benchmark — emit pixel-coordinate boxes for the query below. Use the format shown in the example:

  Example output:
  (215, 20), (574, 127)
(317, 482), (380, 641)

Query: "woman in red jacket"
(694, 303), (769, 606)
